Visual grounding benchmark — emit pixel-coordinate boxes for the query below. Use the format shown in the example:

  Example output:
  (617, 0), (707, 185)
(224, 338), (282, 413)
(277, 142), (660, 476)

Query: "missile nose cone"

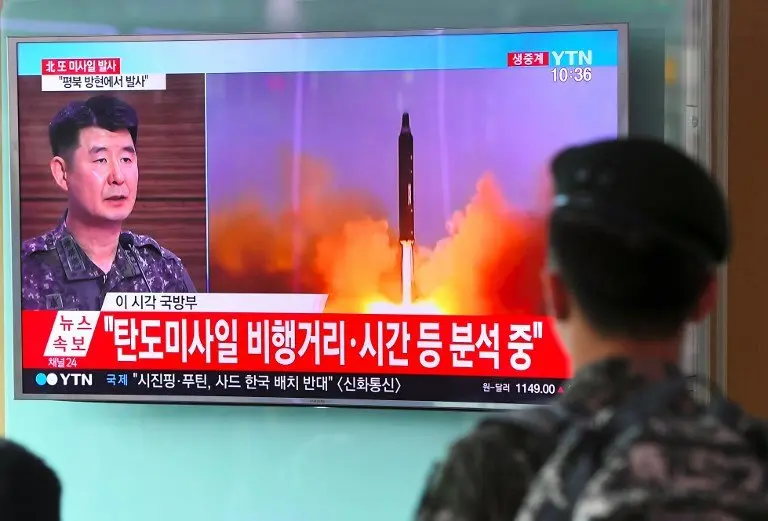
(401, 112), (410, 131)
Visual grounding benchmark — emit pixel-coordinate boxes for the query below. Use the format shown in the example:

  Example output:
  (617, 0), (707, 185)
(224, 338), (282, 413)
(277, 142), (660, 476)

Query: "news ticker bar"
(22, 370), (567, 405)
(16, 30), (621, 76)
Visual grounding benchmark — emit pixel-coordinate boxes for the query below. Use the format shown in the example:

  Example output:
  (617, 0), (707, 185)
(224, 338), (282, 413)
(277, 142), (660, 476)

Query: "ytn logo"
(551, 50), (593, 67)
(35, 373), (93, 386)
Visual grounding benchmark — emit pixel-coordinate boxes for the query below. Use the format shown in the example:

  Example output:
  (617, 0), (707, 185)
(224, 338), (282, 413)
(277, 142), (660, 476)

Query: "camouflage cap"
(550, 138), (730, 264)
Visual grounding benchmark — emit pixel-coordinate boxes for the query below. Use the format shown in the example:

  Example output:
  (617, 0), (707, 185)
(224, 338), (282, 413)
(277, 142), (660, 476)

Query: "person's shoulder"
(21, 229), (63, 282)
(416, 411), (554, 521)
(443, 412), (550, 472)
(125, 230), (182, 263)
(470, 408), (563, 467)
(21, 228), (59, 259)
(123, 230), (195, 291)
(20, 230), (67, 308)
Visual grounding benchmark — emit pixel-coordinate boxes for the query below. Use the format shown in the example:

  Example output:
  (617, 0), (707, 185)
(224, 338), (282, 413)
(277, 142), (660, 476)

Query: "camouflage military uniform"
(414, 357), (761, 521)
(21, 219), (196, 311)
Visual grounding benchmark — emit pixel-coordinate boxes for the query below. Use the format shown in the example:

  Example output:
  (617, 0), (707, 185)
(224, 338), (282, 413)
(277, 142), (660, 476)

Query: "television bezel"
(7, 24), (629, 410)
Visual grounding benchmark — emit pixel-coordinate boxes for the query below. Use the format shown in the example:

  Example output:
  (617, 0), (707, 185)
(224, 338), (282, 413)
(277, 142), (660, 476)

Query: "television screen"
(9, 26), (627, 409)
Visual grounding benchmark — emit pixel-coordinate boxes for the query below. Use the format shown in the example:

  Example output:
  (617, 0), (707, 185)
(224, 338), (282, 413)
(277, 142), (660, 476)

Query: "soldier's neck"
(66, 213), (121, 274)
(568, 319), (682, 375)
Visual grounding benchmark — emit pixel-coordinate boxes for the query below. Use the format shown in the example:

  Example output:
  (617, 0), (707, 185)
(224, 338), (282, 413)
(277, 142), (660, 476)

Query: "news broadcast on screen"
(9, 26), (628, 409)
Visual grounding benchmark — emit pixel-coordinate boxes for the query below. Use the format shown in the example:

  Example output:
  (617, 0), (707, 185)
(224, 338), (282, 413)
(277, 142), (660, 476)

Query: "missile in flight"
(398, 112), (415, 243)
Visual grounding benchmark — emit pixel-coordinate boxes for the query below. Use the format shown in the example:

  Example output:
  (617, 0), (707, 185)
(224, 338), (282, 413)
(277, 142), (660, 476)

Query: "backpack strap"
(561, 376), (768, 508)
(527, 375), (768, 521)
(557, 377), (691, 509)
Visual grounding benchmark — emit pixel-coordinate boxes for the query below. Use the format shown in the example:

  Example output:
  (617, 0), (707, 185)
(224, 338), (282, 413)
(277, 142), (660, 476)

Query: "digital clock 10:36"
(551, 67), (592, 83)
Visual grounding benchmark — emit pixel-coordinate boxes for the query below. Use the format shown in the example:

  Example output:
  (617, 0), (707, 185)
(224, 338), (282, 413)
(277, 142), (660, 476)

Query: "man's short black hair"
(549, 138), (730, 340)
(0, 438), (61, 521)
(48, 94), (139, 159)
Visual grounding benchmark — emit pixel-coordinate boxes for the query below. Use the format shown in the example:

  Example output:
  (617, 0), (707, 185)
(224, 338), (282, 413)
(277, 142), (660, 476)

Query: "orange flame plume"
(208, 153), (549, 316)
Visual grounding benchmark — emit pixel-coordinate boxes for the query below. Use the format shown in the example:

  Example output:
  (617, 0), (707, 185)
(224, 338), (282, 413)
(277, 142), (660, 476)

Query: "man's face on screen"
(58, 127), (138, 224)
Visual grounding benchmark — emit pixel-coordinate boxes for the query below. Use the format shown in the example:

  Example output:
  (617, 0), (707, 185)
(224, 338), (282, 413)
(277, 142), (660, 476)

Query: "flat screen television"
(8, 25), (628, 410)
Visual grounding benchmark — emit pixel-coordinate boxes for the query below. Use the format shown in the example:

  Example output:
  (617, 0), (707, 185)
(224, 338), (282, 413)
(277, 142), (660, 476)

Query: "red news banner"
(40, 58), (166, 92)
(42, 58), (121, 75)
(22, 296), (570, 379)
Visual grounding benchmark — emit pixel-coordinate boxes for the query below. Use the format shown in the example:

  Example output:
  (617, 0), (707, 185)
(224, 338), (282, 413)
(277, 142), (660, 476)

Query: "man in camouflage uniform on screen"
(415, 138), (768, 521)
(21, 94), (195, 311)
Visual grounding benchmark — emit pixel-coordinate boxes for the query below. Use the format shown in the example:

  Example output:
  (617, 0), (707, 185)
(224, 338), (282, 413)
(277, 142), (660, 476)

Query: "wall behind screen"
(1, 1), (691, 521)
(716, 0), (768, 419)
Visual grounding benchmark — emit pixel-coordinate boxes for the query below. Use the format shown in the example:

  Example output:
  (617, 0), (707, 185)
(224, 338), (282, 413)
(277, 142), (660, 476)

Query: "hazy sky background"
(205, 67), (618, 246)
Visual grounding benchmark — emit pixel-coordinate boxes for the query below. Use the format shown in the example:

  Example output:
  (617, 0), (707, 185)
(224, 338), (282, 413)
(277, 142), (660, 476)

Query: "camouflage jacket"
(21, 218), (196, 311)
(414, 357), (759, 521)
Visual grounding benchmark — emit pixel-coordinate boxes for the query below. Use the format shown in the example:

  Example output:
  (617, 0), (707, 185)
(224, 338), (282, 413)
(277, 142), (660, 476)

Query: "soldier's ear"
(50, 156), (68, 192)
(690, 275), (718, 321)
(542, 269), (570, 321)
